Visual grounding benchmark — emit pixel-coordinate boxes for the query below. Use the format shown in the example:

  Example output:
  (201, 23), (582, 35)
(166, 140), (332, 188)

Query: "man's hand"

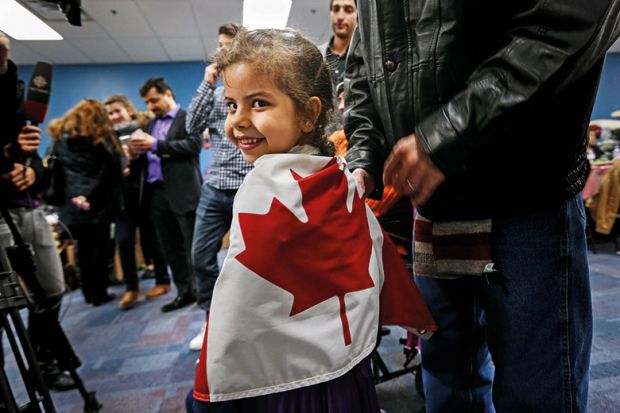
(383, 134), (445, 207)
(1, 163), (35, 191)
(352, 168), (376, 199)
(204, 63), (219, 85)
(122, 144), (139, 161)
(129, 133), (155, 152)
(0, 31), (9, 75)
(17, 125), (42, 153)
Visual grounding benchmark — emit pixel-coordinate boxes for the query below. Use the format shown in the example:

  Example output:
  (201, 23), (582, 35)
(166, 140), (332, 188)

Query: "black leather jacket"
(345, 0), (620, 220)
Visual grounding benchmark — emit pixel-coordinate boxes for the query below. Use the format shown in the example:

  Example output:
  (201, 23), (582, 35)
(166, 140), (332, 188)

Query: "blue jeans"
(192, 183), (237, 318)
(416, 195), (592, 412)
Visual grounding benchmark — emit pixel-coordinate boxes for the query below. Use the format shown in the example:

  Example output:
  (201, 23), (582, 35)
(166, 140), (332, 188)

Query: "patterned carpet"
(3, 241), (620, 413)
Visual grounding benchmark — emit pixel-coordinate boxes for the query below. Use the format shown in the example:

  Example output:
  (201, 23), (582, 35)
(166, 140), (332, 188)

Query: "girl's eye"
(252, 100), (268, 108)
(226, 101), (237, 111)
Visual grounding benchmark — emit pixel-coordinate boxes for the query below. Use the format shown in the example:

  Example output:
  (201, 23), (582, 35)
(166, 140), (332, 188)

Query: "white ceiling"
(7, 0), (620, 65)
(8, 0), (334, 65)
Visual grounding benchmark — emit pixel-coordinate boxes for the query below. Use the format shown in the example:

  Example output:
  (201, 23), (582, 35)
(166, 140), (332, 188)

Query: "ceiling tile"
(48, 20), (109, 39)
(82, 0), (154, 37)
(160, 37), (206, 62)
(8, 0), (342, 64)
(69, 37), (132, 63)
(118, 37), (170, 62)
(189, 0), (243, 38)
(135, 0), (200, 37)
(19, 40), (92, 64)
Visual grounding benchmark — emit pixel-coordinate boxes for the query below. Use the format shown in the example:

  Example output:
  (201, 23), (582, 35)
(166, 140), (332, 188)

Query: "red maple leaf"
(235, 159), (375, 346)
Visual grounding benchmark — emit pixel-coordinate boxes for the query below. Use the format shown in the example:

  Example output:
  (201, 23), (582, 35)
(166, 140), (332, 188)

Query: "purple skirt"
(188, 357), (380, 413)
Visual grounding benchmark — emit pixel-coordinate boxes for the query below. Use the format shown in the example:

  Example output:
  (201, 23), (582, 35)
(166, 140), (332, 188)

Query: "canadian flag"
(194, 154), (435, 402)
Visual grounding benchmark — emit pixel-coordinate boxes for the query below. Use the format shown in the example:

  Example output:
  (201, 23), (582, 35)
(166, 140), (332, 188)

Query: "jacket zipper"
(403, 0), (414, 127)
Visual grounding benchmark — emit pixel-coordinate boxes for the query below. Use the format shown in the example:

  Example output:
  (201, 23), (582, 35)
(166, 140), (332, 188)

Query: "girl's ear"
(302, 96), (322, 133)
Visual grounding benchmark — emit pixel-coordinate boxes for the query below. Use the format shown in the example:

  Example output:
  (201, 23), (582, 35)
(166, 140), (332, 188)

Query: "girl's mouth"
(237, 136), (264, 151)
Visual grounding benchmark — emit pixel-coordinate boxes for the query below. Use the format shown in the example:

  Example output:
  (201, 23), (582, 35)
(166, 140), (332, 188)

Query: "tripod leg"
(1, 312), (42, 412)
(0, 361), (20, 413)
(68, 370), (102, 413)
(2, 310), (56, 413)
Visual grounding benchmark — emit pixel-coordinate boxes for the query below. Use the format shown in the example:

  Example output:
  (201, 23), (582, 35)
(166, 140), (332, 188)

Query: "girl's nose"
(232, 110), (251, 129)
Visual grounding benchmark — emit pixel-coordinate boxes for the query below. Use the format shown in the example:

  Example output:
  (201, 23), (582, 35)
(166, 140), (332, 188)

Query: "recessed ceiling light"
(243, 0), (292, 30)
(0, 0), (63, 40)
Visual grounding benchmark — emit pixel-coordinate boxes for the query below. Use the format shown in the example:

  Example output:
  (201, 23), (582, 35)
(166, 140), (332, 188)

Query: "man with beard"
(320, 0), (357, 90)
(132, 78), (202, 312)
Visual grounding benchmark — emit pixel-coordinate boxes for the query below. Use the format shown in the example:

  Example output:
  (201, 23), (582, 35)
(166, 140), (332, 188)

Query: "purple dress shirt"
(147, 105), (181, 183)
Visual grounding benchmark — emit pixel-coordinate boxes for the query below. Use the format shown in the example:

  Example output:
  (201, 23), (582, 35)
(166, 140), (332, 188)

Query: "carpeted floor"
(3, 241), (620, 413)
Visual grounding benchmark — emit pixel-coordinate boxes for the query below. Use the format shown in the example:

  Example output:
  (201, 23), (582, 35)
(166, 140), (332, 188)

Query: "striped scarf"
(414, 213), (495, 278)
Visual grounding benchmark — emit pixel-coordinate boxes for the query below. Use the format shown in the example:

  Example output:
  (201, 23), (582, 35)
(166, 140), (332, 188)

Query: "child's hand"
(72, 195), (91, 211)
(352, 168), (375, 199)
(204, 63), (219, 85)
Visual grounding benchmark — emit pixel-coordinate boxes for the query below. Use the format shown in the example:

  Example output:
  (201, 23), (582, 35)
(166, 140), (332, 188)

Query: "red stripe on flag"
(193, 320), (211, 402)
(339, 295), (352, 346)
(379, 228), (437, 332)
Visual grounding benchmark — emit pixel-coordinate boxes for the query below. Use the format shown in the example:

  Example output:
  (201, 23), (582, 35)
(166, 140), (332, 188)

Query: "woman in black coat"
(49, 99), (123, 306)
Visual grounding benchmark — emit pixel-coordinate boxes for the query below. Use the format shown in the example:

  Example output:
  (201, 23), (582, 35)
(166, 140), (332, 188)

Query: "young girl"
(189, 28), (435, 413)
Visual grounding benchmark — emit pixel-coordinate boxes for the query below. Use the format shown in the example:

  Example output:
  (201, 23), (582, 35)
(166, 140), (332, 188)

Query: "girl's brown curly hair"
(48, 99), (121, 153)
(215, 28), (335, 156)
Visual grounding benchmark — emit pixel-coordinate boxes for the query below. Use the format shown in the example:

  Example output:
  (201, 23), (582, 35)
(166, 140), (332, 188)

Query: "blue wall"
(17, 61), (212, 171)
(592, 53), (620, 120)
(16, 53), (620, 164)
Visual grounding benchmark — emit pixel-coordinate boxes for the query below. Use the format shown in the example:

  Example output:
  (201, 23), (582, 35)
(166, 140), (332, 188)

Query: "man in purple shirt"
(132, 77), (202, 312)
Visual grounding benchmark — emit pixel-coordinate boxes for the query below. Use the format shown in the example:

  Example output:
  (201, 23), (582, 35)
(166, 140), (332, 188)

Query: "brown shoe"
(145, 284), (171, 299)
(118, 291), (139, 310)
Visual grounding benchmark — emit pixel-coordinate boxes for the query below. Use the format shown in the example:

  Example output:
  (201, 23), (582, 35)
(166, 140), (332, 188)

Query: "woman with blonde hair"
(49, 99), (123, 306)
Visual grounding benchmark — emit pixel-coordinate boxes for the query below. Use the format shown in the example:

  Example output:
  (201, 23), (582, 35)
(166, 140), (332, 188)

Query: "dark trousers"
(116, 201), (168, 292)
(69, 223), (111, 304)
(416, 195), (591, 413)
(149, 184), (196, 297)
(28, 295), (62, 364)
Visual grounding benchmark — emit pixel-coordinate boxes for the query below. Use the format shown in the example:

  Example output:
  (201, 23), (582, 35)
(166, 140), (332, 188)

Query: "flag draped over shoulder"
(194, 154), (436, 402)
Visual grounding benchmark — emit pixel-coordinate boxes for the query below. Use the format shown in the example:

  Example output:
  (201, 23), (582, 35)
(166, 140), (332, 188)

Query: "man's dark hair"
(139, 77), (173, 97)
(219, 23), (242, 37)
(329, 0), (357, 10)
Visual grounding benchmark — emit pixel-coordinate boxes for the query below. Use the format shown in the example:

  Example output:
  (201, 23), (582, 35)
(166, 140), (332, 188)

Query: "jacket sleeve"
(25, 153), (45, 194)
(416, 0), (619, 178)
(1, 60), (26, 173)
(155, 112), (202, 160)
(185, 80), (216, 138)
(344, 30), (390, 199)
(85, 147), (123, 212)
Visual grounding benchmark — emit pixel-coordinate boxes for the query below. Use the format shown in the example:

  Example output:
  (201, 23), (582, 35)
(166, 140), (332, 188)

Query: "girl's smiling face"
(223, 63), (314, 164)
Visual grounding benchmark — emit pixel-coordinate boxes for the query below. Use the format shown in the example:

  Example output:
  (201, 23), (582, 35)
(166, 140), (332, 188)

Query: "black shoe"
(44, 371), (77, 392)
(161, 294), (196, 312)
(93, 293), (116, 307)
